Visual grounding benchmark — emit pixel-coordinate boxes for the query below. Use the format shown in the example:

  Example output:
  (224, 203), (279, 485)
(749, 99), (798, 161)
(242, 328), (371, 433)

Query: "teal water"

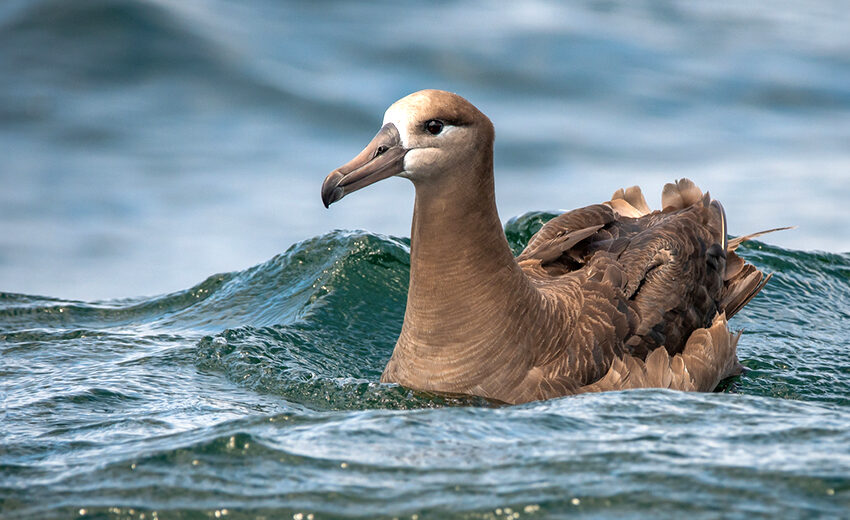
(3, 213), (850, 518)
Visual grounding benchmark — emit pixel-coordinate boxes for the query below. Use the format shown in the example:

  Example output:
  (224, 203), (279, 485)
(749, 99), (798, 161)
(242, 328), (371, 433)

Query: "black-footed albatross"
(321, 89), (783, 405)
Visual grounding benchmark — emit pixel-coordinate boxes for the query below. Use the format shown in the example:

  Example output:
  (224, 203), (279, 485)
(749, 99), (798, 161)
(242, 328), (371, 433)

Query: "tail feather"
(728, 226), (795, 251)
(681, 313), (743, 391)
(624, 186), (651, 215)
(721, 226), (791, 317)
(722, 268), (772, 319)
(724, 251), (746, 281)
(607, 186), (651, 218)
(662, 178), (703, 211)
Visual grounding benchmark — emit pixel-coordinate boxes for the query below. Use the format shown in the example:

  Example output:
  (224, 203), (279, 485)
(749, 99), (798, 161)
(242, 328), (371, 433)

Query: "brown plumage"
(321, 89), (786, 405)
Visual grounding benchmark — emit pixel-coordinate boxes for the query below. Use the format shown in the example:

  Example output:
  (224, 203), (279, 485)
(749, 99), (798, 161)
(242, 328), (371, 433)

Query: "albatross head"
(321, 89), (494, 207)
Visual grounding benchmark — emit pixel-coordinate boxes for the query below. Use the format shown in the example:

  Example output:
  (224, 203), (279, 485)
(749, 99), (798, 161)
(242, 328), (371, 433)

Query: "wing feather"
(518, 178), (778, 394)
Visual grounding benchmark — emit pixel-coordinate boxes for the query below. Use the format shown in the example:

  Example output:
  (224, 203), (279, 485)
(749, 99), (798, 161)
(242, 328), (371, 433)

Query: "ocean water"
(2, 0), (850, 518)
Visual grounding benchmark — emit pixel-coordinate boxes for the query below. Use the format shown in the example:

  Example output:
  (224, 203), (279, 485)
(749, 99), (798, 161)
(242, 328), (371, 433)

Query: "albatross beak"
(321, 123), (407, 207)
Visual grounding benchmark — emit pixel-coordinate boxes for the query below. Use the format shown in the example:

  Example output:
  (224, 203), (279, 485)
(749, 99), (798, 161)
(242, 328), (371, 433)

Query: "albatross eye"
(424, 119), (444, 135)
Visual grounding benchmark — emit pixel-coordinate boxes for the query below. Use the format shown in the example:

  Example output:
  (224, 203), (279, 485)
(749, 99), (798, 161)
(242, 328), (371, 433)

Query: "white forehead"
(382, 102), (415, 148)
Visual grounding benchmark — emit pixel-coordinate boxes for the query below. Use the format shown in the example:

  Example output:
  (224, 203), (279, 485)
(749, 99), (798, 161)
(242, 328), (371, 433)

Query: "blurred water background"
(1, 0), (848, 300)
(2, 1), (850, 519)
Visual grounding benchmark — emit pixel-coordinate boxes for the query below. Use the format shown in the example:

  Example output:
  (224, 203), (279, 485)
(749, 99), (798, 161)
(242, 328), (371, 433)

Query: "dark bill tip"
(321, 171), (345, 208)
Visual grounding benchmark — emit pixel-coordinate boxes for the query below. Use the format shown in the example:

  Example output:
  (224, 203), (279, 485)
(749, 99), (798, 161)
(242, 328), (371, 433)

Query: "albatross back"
(513, 178), (774, 399)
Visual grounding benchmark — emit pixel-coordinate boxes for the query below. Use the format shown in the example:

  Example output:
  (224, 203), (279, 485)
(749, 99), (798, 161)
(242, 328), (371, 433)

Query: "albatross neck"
(400, 163), (534, 352)
(411, 174), (512, 263)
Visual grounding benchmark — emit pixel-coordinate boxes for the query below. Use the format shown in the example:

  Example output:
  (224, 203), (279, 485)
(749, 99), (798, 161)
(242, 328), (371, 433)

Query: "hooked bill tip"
(322, 186), (344, 208)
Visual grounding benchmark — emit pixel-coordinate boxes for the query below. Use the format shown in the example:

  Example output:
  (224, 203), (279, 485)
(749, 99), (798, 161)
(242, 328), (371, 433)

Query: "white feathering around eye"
(382, 102), (458, 149)
(437, 124), (459, 137)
